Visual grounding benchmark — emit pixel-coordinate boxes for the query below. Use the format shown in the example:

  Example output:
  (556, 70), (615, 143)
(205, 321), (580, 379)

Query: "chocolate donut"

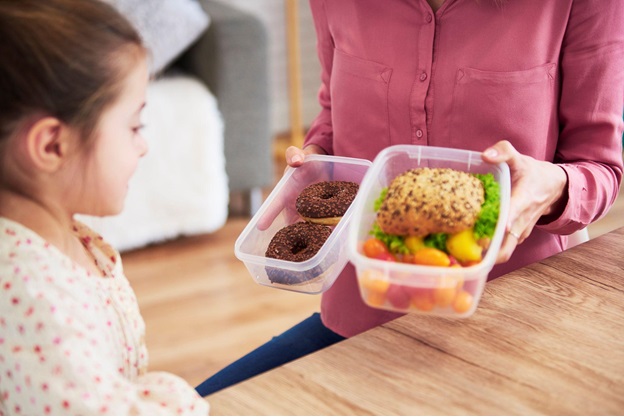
(266, 222), (331, 263)
(265, 222), (332, 284)
(296, 181), (359, 225)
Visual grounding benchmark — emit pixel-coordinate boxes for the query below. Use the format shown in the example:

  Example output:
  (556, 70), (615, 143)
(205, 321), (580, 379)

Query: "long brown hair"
(0, 0), (145, 145)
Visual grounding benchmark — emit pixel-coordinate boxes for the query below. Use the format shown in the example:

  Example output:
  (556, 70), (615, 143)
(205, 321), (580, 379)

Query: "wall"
(220, 0), (321, 135)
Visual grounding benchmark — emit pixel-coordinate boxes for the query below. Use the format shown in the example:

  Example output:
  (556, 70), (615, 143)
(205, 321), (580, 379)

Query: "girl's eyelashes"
(132, 124), (145, 134)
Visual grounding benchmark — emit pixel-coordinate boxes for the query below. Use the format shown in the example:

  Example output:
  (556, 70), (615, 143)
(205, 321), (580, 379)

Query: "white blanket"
(79, 76), (228, 252)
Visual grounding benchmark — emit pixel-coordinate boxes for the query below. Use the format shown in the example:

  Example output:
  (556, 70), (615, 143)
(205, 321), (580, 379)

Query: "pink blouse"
(0, 218), (209, 415)
(305, 0), (624, 337)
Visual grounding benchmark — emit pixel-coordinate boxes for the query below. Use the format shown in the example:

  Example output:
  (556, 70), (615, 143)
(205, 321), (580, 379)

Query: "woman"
(196, 0), (624, 396)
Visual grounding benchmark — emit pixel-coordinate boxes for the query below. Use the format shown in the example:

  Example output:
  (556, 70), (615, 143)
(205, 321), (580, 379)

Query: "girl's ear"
(25, 117), (73, 172)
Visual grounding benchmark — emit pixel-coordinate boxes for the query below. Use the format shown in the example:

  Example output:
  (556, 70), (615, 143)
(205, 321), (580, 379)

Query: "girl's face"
(77, 56), (149, 217)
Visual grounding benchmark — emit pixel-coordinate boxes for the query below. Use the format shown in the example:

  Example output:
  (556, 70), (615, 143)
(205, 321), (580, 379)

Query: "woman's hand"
(285, 144), (327, 167)
(482, 140), (568, 264)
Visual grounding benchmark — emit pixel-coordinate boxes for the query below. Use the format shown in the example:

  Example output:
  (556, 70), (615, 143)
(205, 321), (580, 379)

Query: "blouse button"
(416, 129), (424, 138)
(419, 72), (427, 81)
(426, 14), (433, 23)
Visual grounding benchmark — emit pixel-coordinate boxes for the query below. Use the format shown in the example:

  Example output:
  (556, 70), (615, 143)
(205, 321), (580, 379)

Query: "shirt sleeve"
(538, 0), (624, 234)
(0, 264), (209, 415)
(304, 0), (334, 155)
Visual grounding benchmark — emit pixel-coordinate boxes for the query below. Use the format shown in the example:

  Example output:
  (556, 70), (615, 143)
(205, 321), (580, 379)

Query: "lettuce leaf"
(424, 233), (448, 252)
(369, 222), (410, 254)
(473, 173), (500, 239)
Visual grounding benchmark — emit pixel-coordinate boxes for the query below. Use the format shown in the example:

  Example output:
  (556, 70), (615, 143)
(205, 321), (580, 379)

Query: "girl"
(0, 0), (209, 415)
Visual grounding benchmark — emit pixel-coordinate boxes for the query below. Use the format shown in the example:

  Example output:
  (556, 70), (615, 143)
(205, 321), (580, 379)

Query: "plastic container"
(235, 155), (372, 294)
(348, 145), (510, 317)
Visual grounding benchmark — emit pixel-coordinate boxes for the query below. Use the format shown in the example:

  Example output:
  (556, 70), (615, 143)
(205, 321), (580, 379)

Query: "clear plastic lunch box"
(347, 145), (510, 317)
(234, 154), (372, 294)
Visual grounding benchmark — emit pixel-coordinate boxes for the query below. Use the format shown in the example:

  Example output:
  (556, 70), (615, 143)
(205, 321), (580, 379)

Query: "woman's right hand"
(285, 144), (327, 167)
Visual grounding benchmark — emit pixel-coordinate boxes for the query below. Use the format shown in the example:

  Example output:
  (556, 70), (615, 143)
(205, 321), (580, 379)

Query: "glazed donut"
(265, 222), (332, 284)
(296, 181), (359, 225)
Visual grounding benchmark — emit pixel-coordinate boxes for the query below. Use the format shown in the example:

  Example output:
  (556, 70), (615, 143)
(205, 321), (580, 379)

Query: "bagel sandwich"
(371, 167), (500, 264)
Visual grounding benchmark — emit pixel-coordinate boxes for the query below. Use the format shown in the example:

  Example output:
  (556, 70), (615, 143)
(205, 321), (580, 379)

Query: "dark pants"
(195, 312), (345, 397)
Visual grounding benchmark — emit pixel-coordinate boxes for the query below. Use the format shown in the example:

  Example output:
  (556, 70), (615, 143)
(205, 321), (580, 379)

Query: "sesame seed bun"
(376, 168), (484, 237)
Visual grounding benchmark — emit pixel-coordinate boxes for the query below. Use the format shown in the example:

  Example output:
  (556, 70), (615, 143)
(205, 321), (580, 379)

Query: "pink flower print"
(3, 282), (10, 290)
(5, 228), (16, 236)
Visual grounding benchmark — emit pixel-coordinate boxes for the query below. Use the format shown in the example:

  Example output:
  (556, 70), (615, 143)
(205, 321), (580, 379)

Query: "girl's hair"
(0, 0), (145, 145)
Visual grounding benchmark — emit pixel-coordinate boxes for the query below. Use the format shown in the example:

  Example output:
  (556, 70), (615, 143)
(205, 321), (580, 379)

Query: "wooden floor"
(123, 148), (624, 388)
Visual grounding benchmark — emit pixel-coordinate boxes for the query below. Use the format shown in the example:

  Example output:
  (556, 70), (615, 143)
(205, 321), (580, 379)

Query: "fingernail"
(484, 148), (498, 158)
(291, 155), (302, 164)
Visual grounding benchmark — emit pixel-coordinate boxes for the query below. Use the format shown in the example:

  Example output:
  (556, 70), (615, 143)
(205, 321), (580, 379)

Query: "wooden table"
(208, 227), (624, 415)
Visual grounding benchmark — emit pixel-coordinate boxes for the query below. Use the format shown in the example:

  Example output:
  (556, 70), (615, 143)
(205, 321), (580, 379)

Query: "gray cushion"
(106, 0), (210, 75)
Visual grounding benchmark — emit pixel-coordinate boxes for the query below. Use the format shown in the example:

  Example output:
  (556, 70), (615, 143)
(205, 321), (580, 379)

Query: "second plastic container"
(348, 145), (510, 317)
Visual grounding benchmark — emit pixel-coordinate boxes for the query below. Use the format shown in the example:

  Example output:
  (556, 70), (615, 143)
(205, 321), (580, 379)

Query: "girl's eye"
(132, 124), (145, 134)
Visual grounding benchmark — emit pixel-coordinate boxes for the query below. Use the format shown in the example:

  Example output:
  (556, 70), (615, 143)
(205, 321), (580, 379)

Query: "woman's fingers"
(483, 140), (537, 264)
(286, 146), (306, 167)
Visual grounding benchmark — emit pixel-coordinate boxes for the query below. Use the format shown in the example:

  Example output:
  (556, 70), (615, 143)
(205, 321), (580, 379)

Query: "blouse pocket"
(449, 63), (557, 156)
(330, 49), (393, 158)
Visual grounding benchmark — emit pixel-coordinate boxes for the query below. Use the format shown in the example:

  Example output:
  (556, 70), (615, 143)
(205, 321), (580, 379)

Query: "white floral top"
(0, 218), (209, 415)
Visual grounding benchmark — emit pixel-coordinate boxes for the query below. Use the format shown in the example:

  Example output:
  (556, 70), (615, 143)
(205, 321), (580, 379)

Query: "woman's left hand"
(481, 140), (568, 264)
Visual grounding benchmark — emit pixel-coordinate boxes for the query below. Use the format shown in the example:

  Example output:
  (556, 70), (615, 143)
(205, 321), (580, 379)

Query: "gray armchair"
(178, 0), (273, 214)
